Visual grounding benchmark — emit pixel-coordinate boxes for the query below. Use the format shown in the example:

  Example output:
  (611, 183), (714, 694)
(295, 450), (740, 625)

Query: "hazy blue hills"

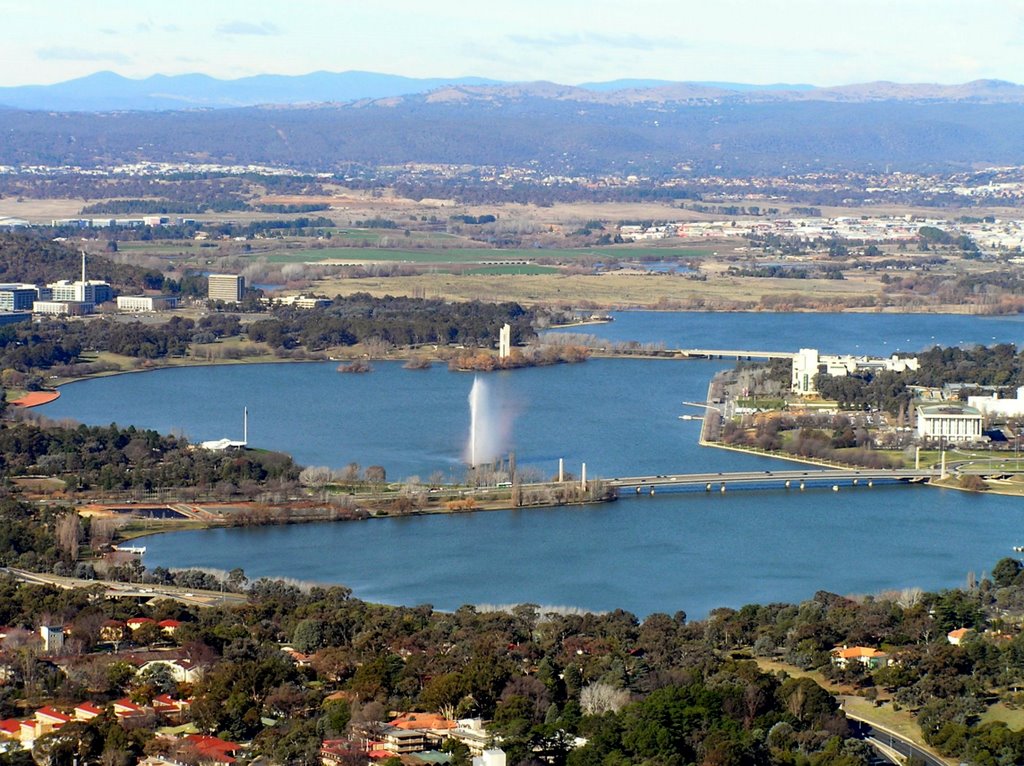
(576, 79), (816, 92)
(3, 96), (1024, 176)
(5, 71), (1024, 176)
(3, 70), (1024, 112)
(0, 70), (504, 111)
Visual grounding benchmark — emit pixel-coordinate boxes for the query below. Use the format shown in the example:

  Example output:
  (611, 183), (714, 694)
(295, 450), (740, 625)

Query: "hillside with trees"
(0, 233), (166, 293)
(4, 98), (1024, 175)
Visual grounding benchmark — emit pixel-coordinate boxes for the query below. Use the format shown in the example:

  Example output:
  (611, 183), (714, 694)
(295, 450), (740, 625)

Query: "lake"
(40, 310), (1024, 617)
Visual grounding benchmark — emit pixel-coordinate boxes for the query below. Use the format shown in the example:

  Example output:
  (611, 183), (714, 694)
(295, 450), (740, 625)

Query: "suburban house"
(948, 627), (976, 645)
(830, 645), (891, 670)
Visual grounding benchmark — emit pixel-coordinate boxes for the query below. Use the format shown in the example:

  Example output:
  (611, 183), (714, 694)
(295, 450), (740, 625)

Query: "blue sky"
(2, 0), (1021, 87)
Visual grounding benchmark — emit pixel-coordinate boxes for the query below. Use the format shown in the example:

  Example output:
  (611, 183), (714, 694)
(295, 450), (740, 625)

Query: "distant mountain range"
(2, 70), (1024, 111)
(4, 95), (1024, 176)
(5, 71), (1024, 176)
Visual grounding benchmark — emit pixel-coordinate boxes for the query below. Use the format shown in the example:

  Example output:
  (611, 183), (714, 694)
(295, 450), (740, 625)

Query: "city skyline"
(2, 0), (1023, 89)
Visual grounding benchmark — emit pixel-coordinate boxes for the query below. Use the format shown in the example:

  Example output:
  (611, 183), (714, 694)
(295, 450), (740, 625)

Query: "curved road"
(845, 711), (951, 766)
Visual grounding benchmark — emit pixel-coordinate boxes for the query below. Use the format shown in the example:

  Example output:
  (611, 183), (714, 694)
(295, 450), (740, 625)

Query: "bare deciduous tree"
(580, 682), (631, 715)
(56, 512), (81, 561)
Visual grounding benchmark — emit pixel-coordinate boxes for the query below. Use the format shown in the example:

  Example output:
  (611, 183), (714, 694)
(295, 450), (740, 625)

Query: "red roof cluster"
(185, 734), (241, 764)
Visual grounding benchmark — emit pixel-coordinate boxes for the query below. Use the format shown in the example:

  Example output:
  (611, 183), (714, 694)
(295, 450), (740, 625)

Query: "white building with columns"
(916, 403), (984, 443)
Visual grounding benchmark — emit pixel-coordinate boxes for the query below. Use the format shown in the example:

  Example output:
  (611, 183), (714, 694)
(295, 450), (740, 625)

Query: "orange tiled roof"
(832, 646), (887, 659)
(389, 712), (457, 730)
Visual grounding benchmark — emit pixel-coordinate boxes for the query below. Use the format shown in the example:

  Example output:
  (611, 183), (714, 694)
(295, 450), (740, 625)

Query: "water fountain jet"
(466, 376), (506, 467)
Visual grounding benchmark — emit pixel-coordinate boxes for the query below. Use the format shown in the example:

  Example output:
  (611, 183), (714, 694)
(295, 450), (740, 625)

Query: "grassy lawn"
(753, 659), (936, 752)
(313, 271), (881, 307)
(981, 701), (1024, 730)
(737, 398), (786, 409)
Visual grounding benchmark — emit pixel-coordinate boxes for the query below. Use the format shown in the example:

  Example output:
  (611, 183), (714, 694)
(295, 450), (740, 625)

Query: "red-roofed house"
(112, 698), (147, 719)
(390, 712), (457, 732)
(285, 649), (313, 666)
(184, 734), (241, 764)
(74, 702), (104, 721)
(948, 627), (976, 645)
(0, 719), (20, 740)
(100, 620), (127, 643)
(127, 617), (156, 632)
(18, 720), (35, 744)
(152, 694), (190, 722)
(34, 706), (71, 735)
(830, 645), (891, 670)
(158, 620), (182, 636)
(321, 739), (364, 766)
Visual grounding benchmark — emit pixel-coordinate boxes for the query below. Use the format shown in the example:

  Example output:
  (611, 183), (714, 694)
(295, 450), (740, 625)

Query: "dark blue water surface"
(44, 358), (758, 481)
(39, 311), (1024, 618)
(546, 311), (1024, 356)
(139, 487), (1020, 619)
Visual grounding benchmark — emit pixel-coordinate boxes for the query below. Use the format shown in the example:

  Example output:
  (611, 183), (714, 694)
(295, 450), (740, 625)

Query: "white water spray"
(466, 376), (506, 466)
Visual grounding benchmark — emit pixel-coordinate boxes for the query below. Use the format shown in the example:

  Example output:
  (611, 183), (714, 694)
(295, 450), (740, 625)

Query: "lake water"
(139, 487), (1021, 619)
(39, 310), (1024, 617)
(546, 310), (1024, 357)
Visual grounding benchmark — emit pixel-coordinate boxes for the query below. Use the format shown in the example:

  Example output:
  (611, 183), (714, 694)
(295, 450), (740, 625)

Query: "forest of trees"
(0, 233), (165, 293)
(3, 494), (1024, 766)
(0, 420), (299, 498)
(814, 344), (1024, 413)
(248, 294), (535, 351)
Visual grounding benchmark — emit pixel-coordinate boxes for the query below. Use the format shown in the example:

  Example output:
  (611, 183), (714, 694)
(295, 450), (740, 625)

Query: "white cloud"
(216, 20), (282, 36)
(36, 47), (132, 64)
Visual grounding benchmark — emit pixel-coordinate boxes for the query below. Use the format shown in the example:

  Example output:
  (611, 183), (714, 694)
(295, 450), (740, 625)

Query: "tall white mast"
(243, 407), (248, 445)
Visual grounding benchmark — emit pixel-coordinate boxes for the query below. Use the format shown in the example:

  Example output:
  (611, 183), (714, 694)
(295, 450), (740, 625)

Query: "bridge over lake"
(673, 348), (798, 360)
(607, 468), (938, 493)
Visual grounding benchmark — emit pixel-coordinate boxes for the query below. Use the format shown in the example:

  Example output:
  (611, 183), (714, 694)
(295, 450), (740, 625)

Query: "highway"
(607, 468), (938, 492)
(846, 712), (951, 766)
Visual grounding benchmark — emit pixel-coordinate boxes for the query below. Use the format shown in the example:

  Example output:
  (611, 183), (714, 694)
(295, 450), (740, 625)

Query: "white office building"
(967, 386), (1024, 419)
(0, 284), (41, 311)
(792, 348), (920, 395)
(117, 295), (179, 312)
(208, 273), (245, 303)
